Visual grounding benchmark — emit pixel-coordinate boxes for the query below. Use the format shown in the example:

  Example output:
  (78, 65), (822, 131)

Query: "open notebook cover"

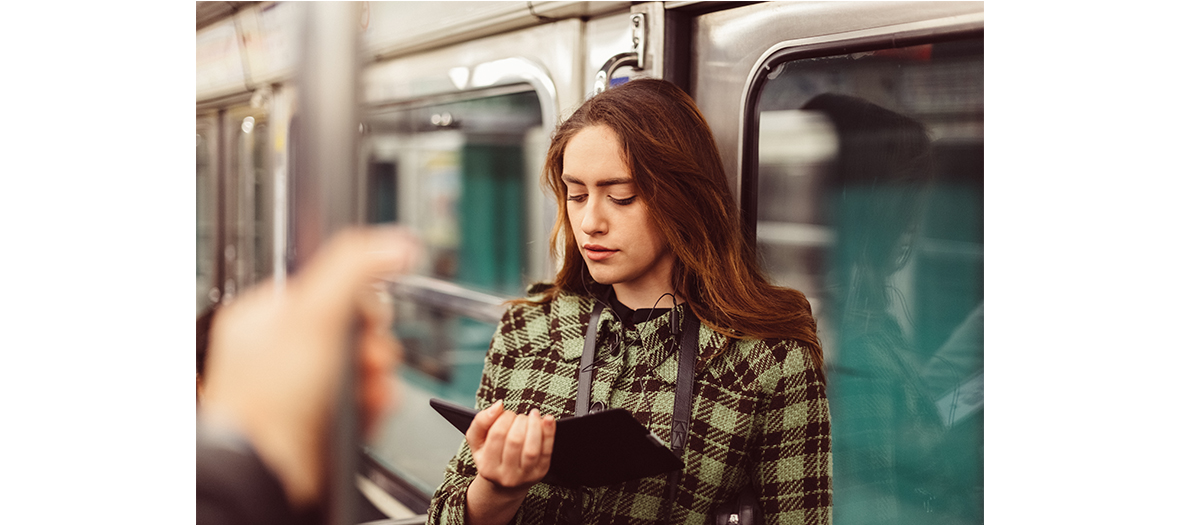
(429, 398), (685, 487)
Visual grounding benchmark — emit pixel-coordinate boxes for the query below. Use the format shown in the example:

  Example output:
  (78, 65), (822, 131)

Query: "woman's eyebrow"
(594, 177), (633, 187)
(561, 174), (633, 187)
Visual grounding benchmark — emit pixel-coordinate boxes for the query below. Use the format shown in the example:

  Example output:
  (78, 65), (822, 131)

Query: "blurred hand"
(200, 226), (419, 509)
(356, 280), (402, 438)
(467, 401), (556, 491)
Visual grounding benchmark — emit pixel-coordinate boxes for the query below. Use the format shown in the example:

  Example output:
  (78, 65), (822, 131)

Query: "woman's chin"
(586, 270), (619, 287)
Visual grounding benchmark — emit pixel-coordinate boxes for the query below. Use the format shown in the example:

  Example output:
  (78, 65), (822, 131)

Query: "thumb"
(466, 400), (505, 451)
(293, 226), (419, 332)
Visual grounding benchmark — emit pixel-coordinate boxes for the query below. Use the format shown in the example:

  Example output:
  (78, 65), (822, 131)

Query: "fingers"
(286, 226), (418, 437)
(357, 283), (395, 332)
(358, 319), (396, 437)
(524, 412), (555, 477)
(539, 414), (556, 470)
(197, 226), (420, 510)
(467, 403), (556, 489)
(501, 410), (530, 468)
(357, 281), (399, 437)
(466, 400), (505, 451)
(296, 226), (420, 330)
(521, 410), (544, 466)
(483, 407), (518, 469)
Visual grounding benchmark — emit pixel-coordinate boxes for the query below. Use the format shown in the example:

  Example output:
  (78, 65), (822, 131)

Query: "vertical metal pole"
(293, 3), (360, 525)
(294, 2), (360, 263)
(272, 87), (289, 285)
(215, 109), (227, 306)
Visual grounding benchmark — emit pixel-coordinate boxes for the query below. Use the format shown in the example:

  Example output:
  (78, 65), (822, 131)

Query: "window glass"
(233, 113), (274, 291)
(754, 38), (983, 524)
(196, 122), (218, 314)
(362, 89), (544, 495)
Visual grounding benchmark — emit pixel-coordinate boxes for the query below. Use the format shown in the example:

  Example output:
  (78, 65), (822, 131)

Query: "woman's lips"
(584, 244), (617, 262)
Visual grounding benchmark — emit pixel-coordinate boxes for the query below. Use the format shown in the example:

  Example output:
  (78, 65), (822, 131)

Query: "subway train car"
(196, 2), (983, 523)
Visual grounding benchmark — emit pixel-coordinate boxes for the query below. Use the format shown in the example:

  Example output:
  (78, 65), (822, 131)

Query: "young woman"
(428, 78), (831, 525)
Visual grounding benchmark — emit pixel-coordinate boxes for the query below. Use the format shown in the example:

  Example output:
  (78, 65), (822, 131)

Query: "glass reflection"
(232, 114), (273, 292)
(363, 89), (544, 494)
(756, 40), (983, 524)
(196, 128), (217, 314)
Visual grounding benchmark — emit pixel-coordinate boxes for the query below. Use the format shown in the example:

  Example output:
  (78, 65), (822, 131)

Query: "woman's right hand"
(466, 400), (556, 491)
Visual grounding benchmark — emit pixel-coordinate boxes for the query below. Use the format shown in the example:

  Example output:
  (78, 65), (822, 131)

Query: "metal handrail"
(593, 51), (640, 95)
(386, 275), (510, 324)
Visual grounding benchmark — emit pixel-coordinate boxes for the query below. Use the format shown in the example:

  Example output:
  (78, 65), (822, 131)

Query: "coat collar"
(551, 290), (690, 363)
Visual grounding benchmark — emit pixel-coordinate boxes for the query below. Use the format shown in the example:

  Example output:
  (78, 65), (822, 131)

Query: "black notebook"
(429, 398), (685, 487)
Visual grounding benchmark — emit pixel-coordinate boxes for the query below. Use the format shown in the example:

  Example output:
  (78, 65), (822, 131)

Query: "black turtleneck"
(608, 291), (671, 327)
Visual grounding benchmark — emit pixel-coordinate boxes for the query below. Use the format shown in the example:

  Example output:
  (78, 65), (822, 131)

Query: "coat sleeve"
(426, 307), (519, 525)
(196, 425), (319, 525)
(751, 340), (833, 525)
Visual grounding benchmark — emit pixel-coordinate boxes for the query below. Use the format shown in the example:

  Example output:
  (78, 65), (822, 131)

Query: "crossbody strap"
(574, 301), (700, 521)
(575, 302), (605, 417)
(575, 302), (698, 425)
(663, 310), (699, 523)
(670, 311), (699, 457)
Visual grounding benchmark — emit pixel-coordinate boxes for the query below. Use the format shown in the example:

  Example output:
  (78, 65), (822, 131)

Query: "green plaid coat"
(428, 288), (832, 524)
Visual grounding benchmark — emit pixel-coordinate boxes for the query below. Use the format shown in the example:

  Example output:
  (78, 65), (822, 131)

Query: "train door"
(195, 100), (275, 312)
(223, 102), (275, 300)
(690, 3), (984, 524)
(196, 2), (294, 315)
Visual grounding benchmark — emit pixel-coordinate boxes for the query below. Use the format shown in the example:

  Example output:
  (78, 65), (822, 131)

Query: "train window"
(362, 88), (545, 495)
(751, 38), (983, 524)
(225, 110), (274, 298)
(196, 118), (218, 313)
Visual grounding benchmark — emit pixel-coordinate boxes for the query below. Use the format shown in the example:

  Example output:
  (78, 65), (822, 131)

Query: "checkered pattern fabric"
(427, 289), (832, 525)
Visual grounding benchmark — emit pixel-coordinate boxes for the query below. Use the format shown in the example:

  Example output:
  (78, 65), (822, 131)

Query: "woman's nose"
(580, 198), (607, 235)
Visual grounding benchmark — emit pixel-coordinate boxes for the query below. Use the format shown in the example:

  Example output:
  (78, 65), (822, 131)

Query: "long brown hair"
(530, 78), (822, 375)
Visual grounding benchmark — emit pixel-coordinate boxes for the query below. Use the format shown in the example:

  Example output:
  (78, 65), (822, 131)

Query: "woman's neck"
(611, 285), (679, 311)
(605, 251), (679, 310)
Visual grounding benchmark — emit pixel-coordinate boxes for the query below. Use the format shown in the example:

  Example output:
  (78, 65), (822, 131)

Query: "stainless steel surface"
(592, 11), (651, 95)
(593, 52), (640, 95)
(292, 4), (362, 525)
(692, 1), (984, 205)
(387, 275), (510, 324)
(583, 11), (638, 98)
(293, 2), (362, 264)
(364, 19), (576, 133)
(630, 13), (647, 70)
(196, 16), (250, 101)
(269, 85), (293, 284)
(363, 19), (582, 284)
(362, 1), (629, 62)
(630, 2), (666, 80)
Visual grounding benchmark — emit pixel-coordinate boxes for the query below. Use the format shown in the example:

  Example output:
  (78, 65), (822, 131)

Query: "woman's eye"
(567, 194), (587, 203)
(610, 196), (637, 205)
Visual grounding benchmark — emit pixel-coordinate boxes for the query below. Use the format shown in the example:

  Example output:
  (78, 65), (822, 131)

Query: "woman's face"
(562, 125), (675, 306)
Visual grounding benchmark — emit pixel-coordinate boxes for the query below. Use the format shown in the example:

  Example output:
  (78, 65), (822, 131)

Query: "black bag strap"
(574, 300), (699, 522)
(663, 310), (699, 522)
(575, 302), (698, 424)
(575, 302), (605, 417)
(574, 302), (761, 525)
(670, 311), (699, 457)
